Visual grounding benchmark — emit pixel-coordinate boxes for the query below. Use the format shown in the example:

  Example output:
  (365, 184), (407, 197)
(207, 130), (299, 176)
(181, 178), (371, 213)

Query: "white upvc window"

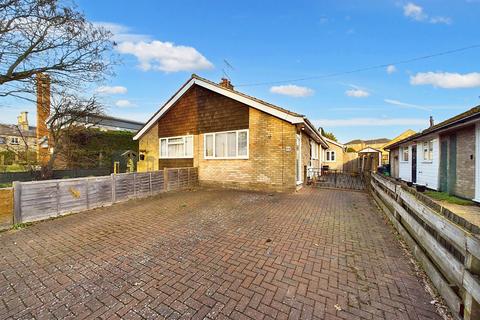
(402, 146), (409, 162)
(423, 140), (433, 161)
(204, 129), (249, 159)
(310, 141), (319, 160)
(159, 135), (193, 159)
(326, 150), (336, 162)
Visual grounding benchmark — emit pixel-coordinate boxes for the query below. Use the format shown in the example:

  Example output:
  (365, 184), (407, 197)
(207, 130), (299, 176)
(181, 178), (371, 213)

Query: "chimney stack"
(219, 78), (234, 90)
(17, 111), (29, 131)
(429, 116), (434, 127)
(36, 73), (51, 165)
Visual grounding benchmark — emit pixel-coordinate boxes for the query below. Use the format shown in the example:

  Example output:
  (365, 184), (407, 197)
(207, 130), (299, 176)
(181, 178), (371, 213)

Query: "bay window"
(204, 129), (248, 159)
(159, 135), (193, 158)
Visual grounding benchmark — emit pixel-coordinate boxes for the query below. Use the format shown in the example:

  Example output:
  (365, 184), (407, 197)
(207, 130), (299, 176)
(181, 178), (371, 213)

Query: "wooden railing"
(370, 173), (480, 320)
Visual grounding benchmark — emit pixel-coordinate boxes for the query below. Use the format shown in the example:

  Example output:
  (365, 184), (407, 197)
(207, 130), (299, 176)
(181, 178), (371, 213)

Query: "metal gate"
(308, 169), (366, 191)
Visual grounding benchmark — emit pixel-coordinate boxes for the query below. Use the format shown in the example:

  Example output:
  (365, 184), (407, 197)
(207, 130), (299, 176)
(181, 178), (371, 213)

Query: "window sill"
(204, 157), (249, 160)
(160, 156), (194, 159)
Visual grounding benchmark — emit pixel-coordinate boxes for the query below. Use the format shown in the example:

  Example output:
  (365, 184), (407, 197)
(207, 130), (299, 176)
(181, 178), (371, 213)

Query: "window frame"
(325, 150), (336, 162)
(204, 129), (249, 160)
(401, 146), (409, 162)
(310, 140), (319, 160)
(423, 140), (434, 162)
(159, 135), (194, 159)
(10, 137), (19, 145)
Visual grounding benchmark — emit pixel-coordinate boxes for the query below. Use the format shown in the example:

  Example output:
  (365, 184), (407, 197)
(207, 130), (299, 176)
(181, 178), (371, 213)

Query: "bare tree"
(40, 91), (103, 178)
(0, 0), (115, 99)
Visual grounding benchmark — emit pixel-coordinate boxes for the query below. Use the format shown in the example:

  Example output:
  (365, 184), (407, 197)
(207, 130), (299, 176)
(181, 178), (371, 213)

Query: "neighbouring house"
(0, 112), (37, 166)
(76, 114), (144, 133)
(134, 75), (329, 192)
(345, 137), (390, 164)
(321, 137), (346, 171)
(386, 106), (480, 201)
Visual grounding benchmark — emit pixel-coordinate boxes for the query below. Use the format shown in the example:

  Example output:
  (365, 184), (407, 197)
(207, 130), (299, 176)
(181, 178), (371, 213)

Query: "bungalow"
(134, 75), (329, 192)
(386, 106), (480, 201)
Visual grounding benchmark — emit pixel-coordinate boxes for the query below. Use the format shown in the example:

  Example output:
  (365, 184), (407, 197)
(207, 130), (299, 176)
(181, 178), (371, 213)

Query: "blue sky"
(4, 0), (480, 143)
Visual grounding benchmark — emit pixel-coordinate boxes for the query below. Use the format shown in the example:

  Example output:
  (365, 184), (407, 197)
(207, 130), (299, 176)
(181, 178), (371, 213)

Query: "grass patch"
(424, 191), (475, 206)
(0, 182), (12, 188)
(12, 222), (32, 230)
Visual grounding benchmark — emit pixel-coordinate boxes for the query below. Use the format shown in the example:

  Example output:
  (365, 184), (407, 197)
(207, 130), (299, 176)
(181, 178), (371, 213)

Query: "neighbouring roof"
(133, 74), (328, 147)
(382, 129), (416, 150)
(0, 123), (36, 137)
(322, 136), (345, 149)
(386, 105), (480, 149)
(358, 146), (383, 154)
(345, 138), (390, 145)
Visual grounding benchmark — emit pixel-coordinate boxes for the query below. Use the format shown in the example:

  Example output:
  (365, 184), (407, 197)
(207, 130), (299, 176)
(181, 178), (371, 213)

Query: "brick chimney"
(219, 78), (234, 90)
(36, 73), (51, 165)
(17, 111), (29, 131)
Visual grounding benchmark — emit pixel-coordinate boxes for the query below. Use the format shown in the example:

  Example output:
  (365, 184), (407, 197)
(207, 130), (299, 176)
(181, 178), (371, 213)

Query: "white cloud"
(403, 3), (451, 24)
(410, 72), (480, 89)
(314, 118), (427, 127)
(115, 99), (135, 108)
(95, 86), (127, 95)
(117, 40), (214, 72)
(94, 22), (151, 43)
(345, 88), (370, 98)
(384, 99), (431, 111)
(386, 65), (397, 74)
(270, 85), (314, 97)
(403, 3), (426, 21)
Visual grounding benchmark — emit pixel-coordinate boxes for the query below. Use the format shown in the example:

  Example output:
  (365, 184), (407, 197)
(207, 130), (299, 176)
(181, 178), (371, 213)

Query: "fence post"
(55, 181), (60, 216)
(13, 181), (22, 224)
(164, 167), (168, 191)
(86, 178), (90, 210)
(464, 254), (480, 320)
(111, 173), (116, 203)
(133, 173), (137, 197)
(149, 172), (153, 195)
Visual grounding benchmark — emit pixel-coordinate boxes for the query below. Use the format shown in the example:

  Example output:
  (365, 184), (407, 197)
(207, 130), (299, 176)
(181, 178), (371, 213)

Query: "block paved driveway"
(0, 188), (442, 320)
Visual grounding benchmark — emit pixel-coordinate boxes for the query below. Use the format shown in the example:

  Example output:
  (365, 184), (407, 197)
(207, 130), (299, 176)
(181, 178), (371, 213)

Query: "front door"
(296, 134), (302, 184)
(411, 145), (417, 183)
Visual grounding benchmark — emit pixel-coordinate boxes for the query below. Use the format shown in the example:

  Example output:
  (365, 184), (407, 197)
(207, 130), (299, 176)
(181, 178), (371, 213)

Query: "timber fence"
(370, 173), (480, 320)
(11, 167), (198, 225)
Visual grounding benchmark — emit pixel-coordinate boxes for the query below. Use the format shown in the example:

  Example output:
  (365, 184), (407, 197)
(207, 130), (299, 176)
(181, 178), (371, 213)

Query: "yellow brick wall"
(324, 143), (346, 171)
(137, 124), (159, 172)
(198, 108), (297, 191)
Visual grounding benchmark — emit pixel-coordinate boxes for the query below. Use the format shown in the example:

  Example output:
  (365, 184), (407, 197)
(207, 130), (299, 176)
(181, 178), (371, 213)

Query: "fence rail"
(370, 173), (480, 320)
(12, 167), (198, 225)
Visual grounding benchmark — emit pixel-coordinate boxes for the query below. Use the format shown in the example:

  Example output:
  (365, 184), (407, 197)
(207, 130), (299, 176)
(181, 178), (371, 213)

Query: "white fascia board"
(134, 78), (304, 140)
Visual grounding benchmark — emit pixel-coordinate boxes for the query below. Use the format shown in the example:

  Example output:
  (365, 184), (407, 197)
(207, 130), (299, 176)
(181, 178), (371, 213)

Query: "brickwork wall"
(324, 143), (346, 171)
(453, 125), (475, 199)
(137, 124), (159, 172)
(198, 108), (297, 191)
(159, 159), (193, 169)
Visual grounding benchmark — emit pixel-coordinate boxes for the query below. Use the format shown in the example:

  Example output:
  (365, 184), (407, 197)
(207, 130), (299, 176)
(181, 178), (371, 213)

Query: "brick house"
(321, 137), (346, 171)
(134, 75), (329, 192)
(386, 106), (480, 201)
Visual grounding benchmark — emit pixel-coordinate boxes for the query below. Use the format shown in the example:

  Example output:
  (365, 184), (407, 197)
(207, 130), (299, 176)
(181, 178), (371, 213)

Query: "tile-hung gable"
(135, 75), (329, 192)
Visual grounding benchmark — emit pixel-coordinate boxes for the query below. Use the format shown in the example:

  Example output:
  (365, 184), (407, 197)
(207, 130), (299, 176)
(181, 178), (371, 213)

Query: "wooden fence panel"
(167, 169), (179, 191)
(151, 171), (164, 193)
(0, 188), (13, 229)
(12, 168), (197, 225)
(58, 179), (88, 216)
(87, 176), (112, 209)
(114, 173), (135, 202)
(135, 173), (151, 196)
(19, 181), (58, 222)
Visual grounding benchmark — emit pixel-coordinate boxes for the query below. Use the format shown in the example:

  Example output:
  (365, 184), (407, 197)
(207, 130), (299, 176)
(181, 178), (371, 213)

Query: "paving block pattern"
(0, 188), (441, 319)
